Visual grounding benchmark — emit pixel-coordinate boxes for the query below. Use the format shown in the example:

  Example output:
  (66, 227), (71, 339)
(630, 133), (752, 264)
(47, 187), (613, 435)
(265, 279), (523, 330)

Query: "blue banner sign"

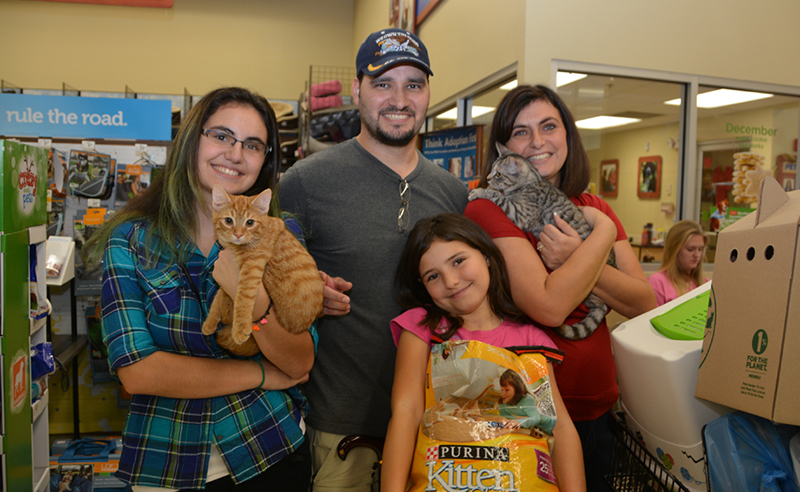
(421, 125), (482, 184)
(0, 93), (171, 141)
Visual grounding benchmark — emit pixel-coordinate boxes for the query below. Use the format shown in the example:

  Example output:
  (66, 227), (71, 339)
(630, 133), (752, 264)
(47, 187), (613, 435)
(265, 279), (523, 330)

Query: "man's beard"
(362, 108), (420, 147)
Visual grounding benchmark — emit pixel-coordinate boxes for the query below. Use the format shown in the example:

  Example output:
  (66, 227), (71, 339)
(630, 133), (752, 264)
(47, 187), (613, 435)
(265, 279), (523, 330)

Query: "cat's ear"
(496, 142), (512, 156)
(252, 188), (272, 215)
(212, 185), (231, 211)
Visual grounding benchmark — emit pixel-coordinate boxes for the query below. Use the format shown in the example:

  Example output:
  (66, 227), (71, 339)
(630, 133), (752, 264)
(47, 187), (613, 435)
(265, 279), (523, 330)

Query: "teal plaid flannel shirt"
(101, 219), (317, 489)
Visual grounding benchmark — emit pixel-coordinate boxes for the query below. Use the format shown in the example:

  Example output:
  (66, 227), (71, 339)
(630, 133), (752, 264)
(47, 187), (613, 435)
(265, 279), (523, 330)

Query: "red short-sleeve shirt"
(464, 195), (626, 421)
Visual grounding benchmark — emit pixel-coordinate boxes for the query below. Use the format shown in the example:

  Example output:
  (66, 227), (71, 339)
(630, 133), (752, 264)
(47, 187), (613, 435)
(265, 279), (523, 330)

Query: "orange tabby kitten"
(201, 185), (324, 356)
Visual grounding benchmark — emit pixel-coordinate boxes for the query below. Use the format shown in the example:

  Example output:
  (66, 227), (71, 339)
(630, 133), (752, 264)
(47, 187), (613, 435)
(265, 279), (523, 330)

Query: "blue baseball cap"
(356, 28), (433, 77)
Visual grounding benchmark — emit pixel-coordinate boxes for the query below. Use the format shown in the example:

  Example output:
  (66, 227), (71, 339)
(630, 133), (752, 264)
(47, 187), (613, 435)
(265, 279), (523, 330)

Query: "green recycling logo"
(752, 330), (768, 355)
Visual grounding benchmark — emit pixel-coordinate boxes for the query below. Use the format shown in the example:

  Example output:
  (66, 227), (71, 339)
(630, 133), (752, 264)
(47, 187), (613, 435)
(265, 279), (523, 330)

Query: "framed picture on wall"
(638, 155), (662, 199)
(390, 0), (417, 32)
(599, 159), (619, 198)
(415, 0), (443, 28)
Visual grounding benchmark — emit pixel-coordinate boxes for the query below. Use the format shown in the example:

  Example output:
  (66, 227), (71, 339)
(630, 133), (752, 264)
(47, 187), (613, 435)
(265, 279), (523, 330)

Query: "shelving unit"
(1, 140), (50, 491)
(299, 65), (360, 157)
(46, 238), (84, 439)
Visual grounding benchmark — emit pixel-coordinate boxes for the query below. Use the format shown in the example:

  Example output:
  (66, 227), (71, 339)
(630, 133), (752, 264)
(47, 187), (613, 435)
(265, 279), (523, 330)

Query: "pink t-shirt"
(648, 270), (709, 306)
(391, 307), (557, 350)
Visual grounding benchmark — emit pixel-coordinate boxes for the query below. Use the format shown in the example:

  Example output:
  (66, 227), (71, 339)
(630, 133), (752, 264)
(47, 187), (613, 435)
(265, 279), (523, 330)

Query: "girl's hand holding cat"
(319, 270), (352, 317)
(211, 249), (239, 298)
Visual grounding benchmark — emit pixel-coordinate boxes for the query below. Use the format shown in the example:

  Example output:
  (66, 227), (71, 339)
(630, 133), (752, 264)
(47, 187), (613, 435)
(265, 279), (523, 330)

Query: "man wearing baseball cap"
(279, 28), (467, 491)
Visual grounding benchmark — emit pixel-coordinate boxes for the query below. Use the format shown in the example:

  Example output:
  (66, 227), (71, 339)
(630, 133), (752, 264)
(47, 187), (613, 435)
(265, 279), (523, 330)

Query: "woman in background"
(649, 220), (709, 305)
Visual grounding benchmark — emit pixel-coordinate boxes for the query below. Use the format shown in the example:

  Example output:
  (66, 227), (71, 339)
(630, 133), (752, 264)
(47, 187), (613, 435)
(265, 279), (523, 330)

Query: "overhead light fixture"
(436, 106), (495, 120)
(556, 72), (588, 87)
(664, 89), (773, 108)
(575, 115), (641, 130)
(500, 80), (518, 90)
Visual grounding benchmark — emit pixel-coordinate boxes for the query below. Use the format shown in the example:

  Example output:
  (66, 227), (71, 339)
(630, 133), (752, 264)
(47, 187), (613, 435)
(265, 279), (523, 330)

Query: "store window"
(557, 73), (685, 259)
(429, 104), (458, 131)
(693, 87), (799, 235)
(471, 78), (516, 172)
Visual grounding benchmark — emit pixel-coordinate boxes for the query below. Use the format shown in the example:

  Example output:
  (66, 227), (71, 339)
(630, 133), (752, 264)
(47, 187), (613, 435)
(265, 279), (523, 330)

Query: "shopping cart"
(606, 412), (691, 492)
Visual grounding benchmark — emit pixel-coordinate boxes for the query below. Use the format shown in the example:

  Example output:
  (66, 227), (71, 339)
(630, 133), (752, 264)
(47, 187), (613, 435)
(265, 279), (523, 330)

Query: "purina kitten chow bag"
(407, 339), (563, 491)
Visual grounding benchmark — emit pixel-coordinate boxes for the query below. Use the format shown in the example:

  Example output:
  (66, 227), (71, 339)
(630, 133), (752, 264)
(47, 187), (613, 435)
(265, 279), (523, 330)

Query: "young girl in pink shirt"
(381, 212), (585, 492)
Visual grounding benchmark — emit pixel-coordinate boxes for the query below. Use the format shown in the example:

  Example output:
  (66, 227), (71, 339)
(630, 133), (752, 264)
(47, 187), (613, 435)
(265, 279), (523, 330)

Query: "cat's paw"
(233, 325), (253, 345)
(201, 318), (218, 335)
(468, 188), (487, 201)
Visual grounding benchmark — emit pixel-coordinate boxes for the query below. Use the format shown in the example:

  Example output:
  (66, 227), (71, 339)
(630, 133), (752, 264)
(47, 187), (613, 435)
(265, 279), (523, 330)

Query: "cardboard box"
(696, 177), (800, 425)
(50, 437), (131, 491)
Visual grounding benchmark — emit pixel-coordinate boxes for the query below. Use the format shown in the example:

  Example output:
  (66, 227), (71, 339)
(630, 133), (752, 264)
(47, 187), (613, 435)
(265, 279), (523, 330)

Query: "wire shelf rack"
(606, 412), (691, 492)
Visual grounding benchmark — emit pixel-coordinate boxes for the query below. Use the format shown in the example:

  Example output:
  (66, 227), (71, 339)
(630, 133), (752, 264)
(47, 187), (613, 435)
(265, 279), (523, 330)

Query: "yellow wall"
(588, 124), (681, 237)
(414, 0), (526, 107)
(522, 0), (800, 87)
(3, 0), (798, 104)
(0, 0), (356, 100)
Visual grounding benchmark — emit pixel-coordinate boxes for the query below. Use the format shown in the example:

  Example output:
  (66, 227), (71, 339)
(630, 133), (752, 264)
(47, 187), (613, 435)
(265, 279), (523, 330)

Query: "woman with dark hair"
(466, 84), (656, 491)
(83, 87), (315, 491)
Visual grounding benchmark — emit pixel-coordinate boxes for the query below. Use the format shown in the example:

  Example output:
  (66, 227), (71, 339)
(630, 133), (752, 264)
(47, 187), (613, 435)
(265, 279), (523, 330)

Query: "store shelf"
(51, 334), (88, 370)
(30, 315), (47, 336)
(33, 465), (48, 492)
(308, 103), (357, 116)
(32, 389), (49, 423)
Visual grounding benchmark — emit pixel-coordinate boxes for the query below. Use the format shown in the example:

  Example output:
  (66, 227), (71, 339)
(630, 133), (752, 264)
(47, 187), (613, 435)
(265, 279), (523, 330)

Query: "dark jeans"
(574, 410), (615, 492)
(185, 437), (312, 492)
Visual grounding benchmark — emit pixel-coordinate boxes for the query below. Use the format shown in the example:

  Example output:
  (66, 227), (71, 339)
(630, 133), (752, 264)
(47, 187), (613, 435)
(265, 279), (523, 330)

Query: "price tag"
(87, 198), (101, 208)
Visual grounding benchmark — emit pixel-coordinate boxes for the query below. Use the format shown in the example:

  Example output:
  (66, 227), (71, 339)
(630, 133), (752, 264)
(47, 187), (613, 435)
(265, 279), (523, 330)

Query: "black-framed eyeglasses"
(398, 180), (410, 234)
(202, 128), (270, 157)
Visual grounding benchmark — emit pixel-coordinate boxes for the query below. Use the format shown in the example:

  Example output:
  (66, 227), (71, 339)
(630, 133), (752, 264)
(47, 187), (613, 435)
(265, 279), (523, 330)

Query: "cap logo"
(377, 34), (420, 58)
(367, 63), (386, 72)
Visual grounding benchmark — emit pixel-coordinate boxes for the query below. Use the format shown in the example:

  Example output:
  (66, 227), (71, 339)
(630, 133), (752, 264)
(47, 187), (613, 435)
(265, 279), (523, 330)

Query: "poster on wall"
(420, 125), (483, 188)
(637, 155), (662, 199)
(390, 0), (416, 32)
(599, 159), (618, 198)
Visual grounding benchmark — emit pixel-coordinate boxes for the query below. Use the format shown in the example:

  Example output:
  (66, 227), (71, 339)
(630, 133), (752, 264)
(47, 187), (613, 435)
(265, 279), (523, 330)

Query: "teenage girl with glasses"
(83, 87), (315, 491)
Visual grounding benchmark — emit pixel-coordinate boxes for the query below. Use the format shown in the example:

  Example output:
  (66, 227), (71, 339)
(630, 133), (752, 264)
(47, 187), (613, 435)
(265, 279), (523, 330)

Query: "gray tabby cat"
(468, 144), (616, 340)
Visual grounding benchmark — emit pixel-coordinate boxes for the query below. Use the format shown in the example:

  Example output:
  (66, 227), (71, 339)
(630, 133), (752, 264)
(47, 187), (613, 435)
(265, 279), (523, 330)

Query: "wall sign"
(0, 93), (172, 141)
(420, 125), (483, 187)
